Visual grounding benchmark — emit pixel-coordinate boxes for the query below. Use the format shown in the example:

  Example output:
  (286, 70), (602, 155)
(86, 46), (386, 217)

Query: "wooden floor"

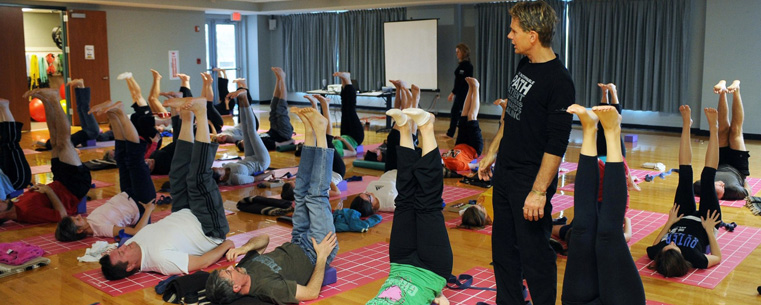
(2, 105), (761, 305)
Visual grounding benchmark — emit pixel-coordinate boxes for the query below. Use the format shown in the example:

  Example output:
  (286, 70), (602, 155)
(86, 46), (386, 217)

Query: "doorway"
(205, 15), (246, 115)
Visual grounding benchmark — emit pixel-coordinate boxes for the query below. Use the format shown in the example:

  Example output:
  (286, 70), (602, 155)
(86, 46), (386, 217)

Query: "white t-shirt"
(366, 170), (397, 212)
(87, 192), (139, 238)
(127, 209), (222, 275)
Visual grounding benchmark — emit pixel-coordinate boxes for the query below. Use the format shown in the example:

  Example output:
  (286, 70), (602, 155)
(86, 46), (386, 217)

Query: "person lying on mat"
(99, 97), (233, 280)
(348, 83), (426, 217)
(33, 79), (101, 151)
(560, 104), (645, 304)
(366, 106), (452, 305)
(161, 72), (225, 144)
(693, 80), (750, 200)
(457, 196), (493, 230)
(0, 89), (92, 226)
(441, 77), (484, 176)
(205, 106), (339, 304)
(55, 101), (157, 241)
(647, 105), (723, 278)
(593, 83), (641, 192)
(259, 67), (295, 150)
(327, 72), (365, 158)
(212, 89), (273, 186)
(214, 77), (260, 144)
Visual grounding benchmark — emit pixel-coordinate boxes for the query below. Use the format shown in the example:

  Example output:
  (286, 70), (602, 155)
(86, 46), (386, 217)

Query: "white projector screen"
(383, 19), (438, 90)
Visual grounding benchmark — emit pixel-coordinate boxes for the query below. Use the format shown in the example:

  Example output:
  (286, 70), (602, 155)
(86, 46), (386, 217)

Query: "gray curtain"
(476, 0), (568, 104)
(567, 0), (692, 112)
(337, 8), (406, 92)
(281, 12), (338, 92)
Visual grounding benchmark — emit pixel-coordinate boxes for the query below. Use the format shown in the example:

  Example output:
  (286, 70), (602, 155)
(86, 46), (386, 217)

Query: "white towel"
(77, 241), (118, 263)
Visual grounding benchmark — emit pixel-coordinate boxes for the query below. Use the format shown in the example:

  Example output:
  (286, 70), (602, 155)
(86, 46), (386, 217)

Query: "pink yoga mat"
(330, 176), (379, 200)
(558, 168), (655, 192)
(304, 242), (391, 304)
(20, 233), (111, 256)
(558, 161), (579, 174)
(30, 164), (51, 175)
(626, 209), (668, 246)
(635, 225), (761, 289)
(74, 224), (293, 296)
(22, 148), (40, 155)
(443, 267), (671, 305)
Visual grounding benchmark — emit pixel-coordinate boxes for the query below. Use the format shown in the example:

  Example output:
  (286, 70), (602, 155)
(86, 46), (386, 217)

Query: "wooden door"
(67, 10), (110, 124)
(0, 7), (31, 131)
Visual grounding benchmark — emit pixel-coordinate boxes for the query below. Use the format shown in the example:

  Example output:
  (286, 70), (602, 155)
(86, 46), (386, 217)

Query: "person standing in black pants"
(562, 104), (645, 305)
(445, 43), (473, 139)
(477, 2), (574, 304)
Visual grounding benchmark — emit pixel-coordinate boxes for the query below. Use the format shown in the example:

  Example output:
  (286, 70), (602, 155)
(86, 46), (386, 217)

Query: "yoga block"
(77, 197), (87, 214)
(624, 134), (638, 142)
(276, 144), (297, 152)
(352, 160), (385, 170)
(356, 145), (364, 154)
(85, 139), (97, 147)
(8, 189), (23, 199)
(336, 180), (348, 191)
(322, 266), (337, 286)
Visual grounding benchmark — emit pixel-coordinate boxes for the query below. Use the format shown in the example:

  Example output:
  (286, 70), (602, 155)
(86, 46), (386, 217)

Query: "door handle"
(102, 76), (109, 80)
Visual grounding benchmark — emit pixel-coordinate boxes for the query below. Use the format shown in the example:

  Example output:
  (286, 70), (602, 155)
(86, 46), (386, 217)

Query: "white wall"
(23, 11), (62, 50)
(699, 0), (761, 134)
(105, 7), (207, 106)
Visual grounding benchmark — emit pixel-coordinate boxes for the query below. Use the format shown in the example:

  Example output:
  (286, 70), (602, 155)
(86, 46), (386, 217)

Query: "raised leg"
(148, 69), (168, 114)
(715, 80), (730, 148)
(726, 80), (745, 151)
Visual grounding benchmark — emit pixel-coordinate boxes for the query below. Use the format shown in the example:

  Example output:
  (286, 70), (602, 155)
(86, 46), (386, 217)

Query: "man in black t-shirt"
(477, 2), (574, 304)
(693, 80), (751, 200)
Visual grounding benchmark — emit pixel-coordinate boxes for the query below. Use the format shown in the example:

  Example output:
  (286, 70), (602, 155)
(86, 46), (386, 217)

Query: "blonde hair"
(509, 1), (558, 47)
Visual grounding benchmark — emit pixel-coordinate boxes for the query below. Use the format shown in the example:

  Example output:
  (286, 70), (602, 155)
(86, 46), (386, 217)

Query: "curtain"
(476, 0), (568, 104)
(281, 12), (339, 92)
(338, 8), (406, 92)
(567, 0), (691, 112)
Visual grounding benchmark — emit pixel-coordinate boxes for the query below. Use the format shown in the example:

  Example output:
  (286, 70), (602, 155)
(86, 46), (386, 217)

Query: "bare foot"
(226, 89), (247, 100)
(713, 80), (727, 94)
(592, 105), (621, 132)
(159, 91), (183, 99)
(212, 68), (223, 72)
(679, 105), (692, 127)
(183, 97), (208, 113)
(333, 72), (351, 83)
(23, 88), (59, 103)
(163, 97), (193, 109)
(103, 101), (124, 114)
(704, 107), (718, 128)
(271, 67), (286, 80)
(66, 79), (85, 88)
(602, 83), (617, 103)
(410, 84), (420, 106)
(233, 78), (247, 88)
(300, 107), (327, 131)
(151, 69), (162, 80)
(727, 80), (740, 93)
(88, 100), (118, 115)
(567, 104), (598, 131)
(465, 77), (480, 88)
(177, 73), (190, 82)
(200, 72), (212, 83)
(303, 95), (318, 109)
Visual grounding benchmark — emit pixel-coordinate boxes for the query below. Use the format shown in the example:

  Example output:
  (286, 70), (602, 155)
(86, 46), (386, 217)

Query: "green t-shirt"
(332, 135), (358, 158)
(242, 242), (314, 304)
(366, 263), (446, 305)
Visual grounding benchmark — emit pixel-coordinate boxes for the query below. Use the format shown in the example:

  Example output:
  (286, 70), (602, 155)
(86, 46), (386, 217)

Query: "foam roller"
(352, 159), (385, 170)
(276, 144), (297, 152)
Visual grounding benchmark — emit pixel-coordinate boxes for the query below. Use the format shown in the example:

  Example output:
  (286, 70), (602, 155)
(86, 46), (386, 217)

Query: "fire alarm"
(197, 58), (201, 64)
(195, 26), (200, 32)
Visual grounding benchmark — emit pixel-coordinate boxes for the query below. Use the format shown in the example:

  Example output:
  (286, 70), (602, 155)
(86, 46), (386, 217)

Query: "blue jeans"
(291, 146), (338, 265)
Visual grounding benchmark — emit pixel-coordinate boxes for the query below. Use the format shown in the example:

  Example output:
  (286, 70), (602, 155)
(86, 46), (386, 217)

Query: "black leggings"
(561, 155), (645, 305)
(389, 147), (452, 279)
(340, 85), (364, 146)
(0, 122), (31, 190)
(675, 165), (722, 222)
